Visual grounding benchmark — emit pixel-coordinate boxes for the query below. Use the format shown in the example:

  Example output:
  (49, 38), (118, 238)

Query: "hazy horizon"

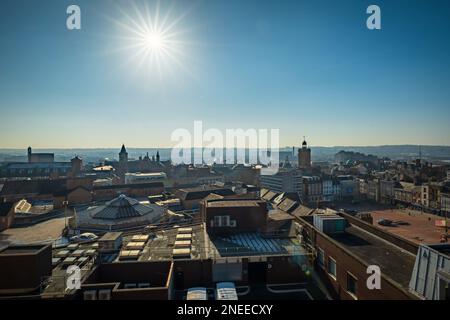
(2, 143), (450, 150)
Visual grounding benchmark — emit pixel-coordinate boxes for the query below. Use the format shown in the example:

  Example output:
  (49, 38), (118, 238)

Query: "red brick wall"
(313, 230), (415, 300)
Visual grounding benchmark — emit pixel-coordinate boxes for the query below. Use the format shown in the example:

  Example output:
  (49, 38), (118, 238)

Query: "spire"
(119, 144), (128, 164)
(156, 150), (160, 162)
(302, 136), (307, 147)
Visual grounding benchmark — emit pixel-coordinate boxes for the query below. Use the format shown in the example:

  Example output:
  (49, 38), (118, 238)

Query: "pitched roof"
(277, 198), (299, 213)
(260, 188), (270, 197)
(89, 195), (154, 220)
(177, 187), (235, 201)
(203, 193), (225, 201)
(396, 181), (416, 192)
(262, 190), (278, 202)
(291, 204), (315, 218)
(52, 185), (92, 197)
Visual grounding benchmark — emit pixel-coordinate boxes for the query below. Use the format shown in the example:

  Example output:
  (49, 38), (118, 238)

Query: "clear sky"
(0, 0), (449, 148)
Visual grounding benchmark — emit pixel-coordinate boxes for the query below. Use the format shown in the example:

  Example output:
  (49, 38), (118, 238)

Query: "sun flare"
(143, 32), (164, 51)
(108, 0), (194, 79)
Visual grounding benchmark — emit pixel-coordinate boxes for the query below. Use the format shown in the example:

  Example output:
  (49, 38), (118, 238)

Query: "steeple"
(156, 150), (160, 162)
(119, 144), (128, 163)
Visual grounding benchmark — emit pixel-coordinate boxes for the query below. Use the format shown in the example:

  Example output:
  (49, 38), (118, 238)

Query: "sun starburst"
(105, 0), (195, 81)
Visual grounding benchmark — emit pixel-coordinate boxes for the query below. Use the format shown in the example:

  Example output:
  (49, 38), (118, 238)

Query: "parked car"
(186, 287), (208, 300)
(377, 218), (393, 226)
(215, 282), (238, 300)
(394, 220), (410, 226)
(70, 233), (98, 243)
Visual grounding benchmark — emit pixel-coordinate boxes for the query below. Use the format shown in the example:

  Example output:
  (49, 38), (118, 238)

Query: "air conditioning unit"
(229, 220), (236, 227)
(83, 290), (97, 300)
(98, 289), (111, 300)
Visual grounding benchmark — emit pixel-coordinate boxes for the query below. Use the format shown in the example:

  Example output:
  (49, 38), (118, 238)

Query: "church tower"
(118, 144), (128, 182)
(298, 137), (311, 168)
(119, 144), (128, 163)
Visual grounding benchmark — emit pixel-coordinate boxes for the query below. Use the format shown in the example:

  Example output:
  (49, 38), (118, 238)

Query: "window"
(317, 248), (325, 268)
(327, 257), (337, 279)
(221, 216), (230, 227)
(213, 215), (231, 227)
(347, 272), (358, 298)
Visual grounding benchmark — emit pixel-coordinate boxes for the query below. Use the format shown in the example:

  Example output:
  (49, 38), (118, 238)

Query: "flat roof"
(0, 217), (67, 244)
(99, 232), (123, 241)
(120, 223), (305, 262)
(328, 225), (416, 288)
(129, 223), (207, 261)
(367, 208), (446, 244)
(0, 244), (48, 255)
(207, 200), (262, 208)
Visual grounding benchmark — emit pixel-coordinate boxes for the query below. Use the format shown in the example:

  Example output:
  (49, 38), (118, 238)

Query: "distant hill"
(305, 145), (450, 162)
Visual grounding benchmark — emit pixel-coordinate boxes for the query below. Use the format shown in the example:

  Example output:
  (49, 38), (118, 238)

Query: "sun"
(106, 0), (194, 79)
(143, 32), (164, 51)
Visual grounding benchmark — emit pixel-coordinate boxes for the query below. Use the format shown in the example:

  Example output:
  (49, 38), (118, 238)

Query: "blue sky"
(0, 0), (449, 148)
